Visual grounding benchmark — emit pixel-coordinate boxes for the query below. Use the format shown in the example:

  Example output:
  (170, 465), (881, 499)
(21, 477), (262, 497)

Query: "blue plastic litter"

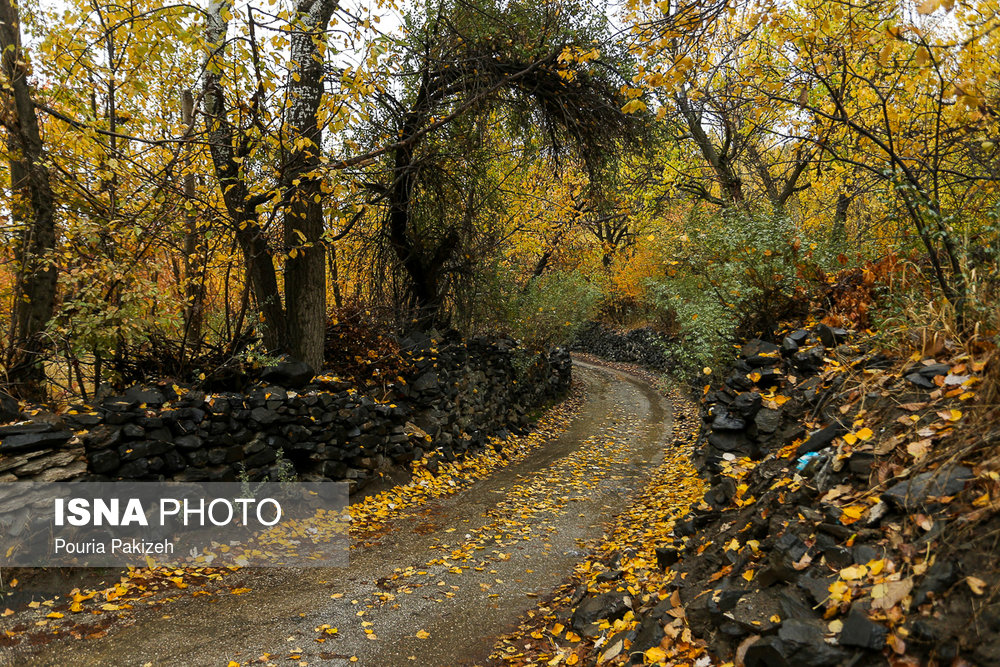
(795, 451), (819, 471)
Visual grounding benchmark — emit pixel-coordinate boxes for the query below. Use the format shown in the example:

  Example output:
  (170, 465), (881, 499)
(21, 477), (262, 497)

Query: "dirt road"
(11, 362), (672, 667)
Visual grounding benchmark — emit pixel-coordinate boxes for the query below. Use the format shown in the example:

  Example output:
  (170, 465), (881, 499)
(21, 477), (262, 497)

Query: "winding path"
(12, 362), (673, 667)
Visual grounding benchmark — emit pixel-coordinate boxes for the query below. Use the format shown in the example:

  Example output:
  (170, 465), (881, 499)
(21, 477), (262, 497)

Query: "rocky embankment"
(673, 322), (996, 665)
(526, 322), (998, 666)
(0, 332), (571, 491)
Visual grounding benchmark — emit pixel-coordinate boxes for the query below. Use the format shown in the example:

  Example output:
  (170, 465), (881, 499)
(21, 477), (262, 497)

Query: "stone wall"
(0, 333), (571, 492)
(571, 323), (678, 371)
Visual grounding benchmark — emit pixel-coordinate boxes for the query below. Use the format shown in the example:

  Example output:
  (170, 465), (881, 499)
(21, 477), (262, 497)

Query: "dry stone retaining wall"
(0, 333), (571, 492)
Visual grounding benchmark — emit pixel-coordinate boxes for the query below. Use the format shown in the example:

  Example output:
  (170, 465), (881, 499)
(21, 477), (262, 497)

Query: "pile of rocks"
(670, 324), (992, 664)
(0, 334), (571, 491)
(0, 420), (86, 483)
(698, 324), (876, 467)
(556, 321), (993, 665)
(571, 323), (678, 371)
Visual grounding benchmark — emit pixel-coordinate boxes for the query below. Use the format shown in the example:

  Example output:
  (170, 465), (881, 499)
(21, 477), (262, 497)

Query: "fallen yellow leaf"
(966, 576), (987, 595)
(645, 646), (668, 662)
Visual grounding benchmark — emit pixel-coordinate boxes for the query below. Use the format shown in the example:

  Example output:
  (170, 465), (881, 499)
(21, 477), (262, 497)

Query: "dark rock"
(744, 636), (790, 667)
(66, 412), (102, 427)
(725, 372), (754, 392)
(708, 431), (756, 456)
(816, 324), (848, 348)
(571, 593), (631, 636)
(172, 467), (210, 482)
(163, 450), (187, 473)
(87, 449), (120, 475)
(904, 372), (936, 389)
(912, 560), (958, 607)
(789, 329), (810, 344)
(711, 407), (746, 432)
(733, 392), (762, 420)
(709, 476), (738, 506)
(412, 372), (440, 393)
(791, 348), (825, 374)
(741, 339), (781, 358)
(750, 368), (783, 388)
(244, 446), (277, 468)
(852, 543), (881, 564)
(882, 466), (973, 511)
(119, 440), (171, 461)
(259, 356), (315, 388)
(754, 408), (782, 434)
(174, 435), (203, 451)
(838, 606), (887, 650)
(655, 547), (680, 570)
(185, 448), (209, 467)
(709, 587), (746, 615)
(781, 336), (800, 356)
(0, 428), (73, 453)
(728, 589), (783, 634)
(775, 532), (809, 562)
(123, 385), (166, 406)
(798, 572), (837, 605)
(629, 614), (665, 656)
(0, 421), (59, 437)
(818, 540), (852, 569)
(915, 363), (950, 378)
(117, 458), (150, 478)
(83, 424), (122, 450)
(250, 407), (278, 425)
(796, 423), (846, 456)
(778, 618), (849, 666)
(595, 569), (623, 583)
(746, 353), (782, 368)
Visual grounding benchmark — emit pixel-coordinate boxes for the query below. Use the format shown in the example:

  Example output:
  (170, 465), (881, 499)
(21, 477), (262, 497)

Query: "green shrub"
(511, 270), (601, 349)
(460, 265), (600, 350)
(649, 209), (834, 373)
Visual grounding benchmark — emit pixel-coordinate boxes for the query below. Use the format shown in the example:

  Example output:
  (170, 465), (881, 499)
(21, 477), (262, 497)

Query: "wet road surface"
(12, 362), (672, 667)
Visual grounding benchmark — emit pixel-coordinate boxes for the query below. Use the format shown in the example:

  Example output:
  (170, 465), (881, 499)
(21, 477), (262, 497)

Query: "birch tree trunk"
(281, 0), (338, 370)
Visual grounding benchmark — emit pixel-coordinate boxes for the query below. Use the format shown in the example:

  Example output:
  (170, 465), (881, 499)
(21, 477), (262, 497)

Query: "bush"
(648, 209), (834, 373)
(461, 266), (600, 350)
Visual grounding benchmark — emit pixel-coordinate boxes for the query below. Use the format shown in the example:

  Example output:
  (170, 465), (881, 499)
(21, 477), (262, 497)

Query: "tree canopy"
(1, 0), (998, 399)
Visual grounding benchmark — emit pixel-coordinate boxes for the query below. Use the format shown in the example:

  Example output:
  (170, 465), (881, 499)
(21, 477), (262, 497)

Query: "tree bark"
(203, 0), (287, 352)
(181, 89), (205, 355)
(676, 91), (745, 207)
(387, 74), (443, 327)
(281, 0), (337, 370)
(1, 0), (58, 399)
(831, 191), (850, 246)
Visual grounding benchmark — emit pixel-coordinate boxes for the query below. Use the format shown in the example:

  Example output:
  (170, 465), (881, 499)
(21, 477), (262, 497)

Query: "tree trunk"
(387, 135), (440, 326)
(831, 191), (850, 246)
(387, 71), (442, 327)
(329, 245), (343, 310)
(181, 89), (205, 355)
(676, 91), (745, 207)
(1, 0), (58, 400)
(281, 0), (337, 370)
(203, 0), (287, 352)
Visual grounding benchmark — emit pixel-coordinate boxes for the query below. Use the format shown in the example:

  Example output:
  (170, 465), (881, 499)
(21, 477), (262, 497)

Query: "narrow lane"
(15, 362), (672, 667)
